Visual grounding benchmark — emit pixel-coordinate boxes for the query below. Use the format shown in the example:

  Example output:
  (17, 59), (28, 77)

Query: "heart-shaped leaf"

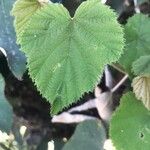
(110, 92), (150, 150)
(20, 0), (124, 114)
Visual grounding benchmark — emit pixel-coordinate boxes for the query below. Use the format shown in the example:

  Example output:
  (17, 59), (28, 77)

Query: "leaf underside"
(110, 92), (150, 150)
(132, 76), (150, 110)
(119, 14), (150, 75)
(20, 0), (124, 114)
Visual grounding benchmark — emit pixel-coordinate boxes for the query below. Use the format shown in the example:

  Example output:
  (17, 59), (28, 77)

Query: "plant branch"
(111, 74), (129, 93)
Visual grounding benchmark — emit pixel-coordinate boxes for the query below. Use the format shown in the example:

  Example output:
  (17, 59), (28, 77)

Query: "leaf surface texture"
(132, 55), (150, 76)
(119, 14), (150, 75)
(110, 92), (150, 150)
(12, 0), (48, 43)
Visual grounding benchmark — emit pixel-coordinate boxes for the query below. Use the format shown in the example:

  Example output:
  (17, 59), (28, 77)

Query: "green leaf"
(54, 138), (65, 150)
(132, 55), (150, 76)
(0, 0), (26, 79)
(11, 0), (48, 43)
(0, 75), (13, 133)
(20, 0), (124, 114)
(63, 120), (106, 150)
(132, 76), (150, 110)
(119, 14), (150, 75)
(37, 139), (48, 150)
(110, 92), (150, 150)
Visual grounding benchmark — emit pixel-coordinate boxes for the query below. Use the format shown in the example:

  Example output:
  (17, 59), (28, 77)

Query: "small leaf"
(119, 14), (150, 75)
(63, 120), (106, 150)
(0, 0), (26, 79)
(0, 75), (13, 133)
(20, 0), (124, 114)
(110, 92), (150, 150)
(11, 0), (48, 43)
(132, 76), (150, 110)
(132, 55), (150, 76)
